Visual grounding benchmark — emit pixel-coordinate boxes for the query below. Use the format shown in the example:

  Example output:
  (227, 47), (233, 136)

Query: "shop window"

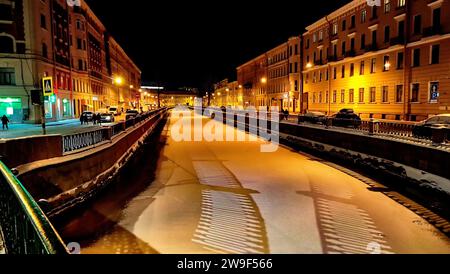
(0, 68), (15, 85)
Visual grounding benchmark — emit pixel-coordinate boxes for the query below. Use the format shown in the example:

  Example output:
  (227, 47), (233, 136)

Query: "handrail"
(0, 161), (68, 254)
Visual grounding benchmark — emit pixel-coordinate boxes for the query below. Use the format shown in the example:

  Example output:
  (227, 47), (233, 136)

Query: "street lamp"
(114, 76), (123, 85)
(260, 77), (267, 84)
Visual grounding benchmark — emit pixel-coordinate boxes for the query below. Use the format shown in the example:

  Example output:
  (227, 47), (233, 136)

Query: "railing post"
(431, 126), (447, 146)
(368, 118), (378, 136)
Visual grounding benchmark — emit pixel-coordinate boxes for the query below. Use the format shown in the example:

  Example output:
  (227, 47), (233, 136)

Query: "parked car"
(331, 109), (362, 128)
(100, 113), (115, 123)
(412, 114), (450, 138)
(299, 111), (327, 124)
(80, 111), (94, 123)
(109, 106), (121, 116)
(125, 109), (140, 120)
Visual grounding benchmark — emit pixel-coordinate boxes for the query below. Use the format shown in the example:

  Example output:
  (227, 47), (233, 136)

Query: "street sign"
(42, 77), (53, 97)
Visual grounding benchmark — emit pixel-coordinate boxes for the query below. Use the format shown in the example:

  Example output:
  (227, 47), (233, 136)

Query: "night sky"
(85, 0), (350, 90)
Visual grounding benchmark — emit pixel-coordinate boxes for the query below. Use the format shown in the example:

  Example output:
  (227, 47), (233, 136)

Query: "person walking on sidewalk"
(1, 115), (9, 130)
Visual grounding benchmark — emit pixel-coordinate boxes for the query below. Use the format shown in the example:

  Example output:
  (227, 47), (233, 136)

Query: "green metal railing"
(0, 161), (68, 254)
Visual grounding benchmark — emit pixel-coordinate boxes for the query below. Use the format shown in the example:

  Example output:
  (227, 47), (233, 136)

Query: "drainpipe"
(403, 1), (412, 121)
(325, 16), (333, 116)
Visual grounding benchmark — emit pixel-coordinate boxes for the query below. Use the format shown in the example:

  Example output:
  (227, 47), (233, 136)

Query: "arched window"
(0, 36), (14, 53)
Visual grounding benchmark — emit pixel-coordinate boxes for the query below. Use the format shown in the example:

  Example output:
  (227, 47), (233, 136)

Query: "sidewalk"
(0, 119), (105, 140)
(0, 230), (4, 254)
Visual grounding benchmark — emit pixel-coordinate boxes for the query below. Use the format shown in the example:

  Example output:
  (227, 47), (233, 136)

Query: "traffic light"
(31, 89), (43, 105)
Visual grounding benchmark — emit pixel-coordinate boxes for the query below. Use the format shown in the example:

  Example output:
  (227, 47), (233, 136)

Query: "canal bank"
(14, 109), (168, 217)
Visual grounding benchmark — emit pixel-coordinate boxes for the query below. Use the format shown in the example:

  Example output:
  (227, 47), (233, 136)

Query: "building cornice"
(305, 0), (366, 33)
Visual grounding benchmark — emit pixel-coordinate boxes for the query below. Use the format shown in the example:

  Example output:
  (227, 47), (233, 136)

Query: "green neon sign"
(0, 97), (21, 103)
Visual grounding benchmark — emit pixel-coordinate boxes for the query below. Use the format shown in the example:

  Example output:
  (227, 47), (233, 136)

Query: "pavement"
(61, 110), (450, 254)
(0, 117), (123, 140)
(0, 230), (4, 254)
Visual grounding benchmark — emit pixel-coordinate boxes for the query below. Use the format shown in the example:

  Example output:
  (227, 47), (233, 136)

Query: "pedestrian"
(1, 115), (9, 130)
(284, 109), (290, 120)
(96, 113), (102, 125)
(80, 114), (84, 125)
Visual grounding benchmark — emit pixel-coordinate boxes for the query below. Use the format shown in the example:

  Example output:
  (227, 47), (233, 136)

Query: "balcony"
(314, 60), (324, 66)
(390, 36), (405, 45)
(423, 25), (443, 37)
(327, 55), (338, 62)
(365, 44), (379, 52)
(346, 50), (356, 57)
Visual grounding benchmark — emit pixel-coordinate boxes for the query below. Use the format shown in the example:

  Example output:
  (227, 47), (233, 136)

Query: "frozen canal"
(59, 110), (450, 254)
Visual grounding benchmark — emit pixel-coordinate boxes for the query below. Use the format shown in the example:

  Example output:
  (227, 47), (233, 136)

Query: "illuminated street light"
(261, 78), (267, 84)
(217, 92), (221, 96)
(130, 85), (134, 89)
(306, 62), (313, 69)
(114, 76), (123, 85)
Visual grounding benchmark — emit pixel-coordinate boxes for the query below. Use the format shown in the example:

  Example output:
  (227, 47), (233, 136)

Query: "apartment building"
(236, 37), (301, 112)
(303, 0), (449, 121)
(0, 0), (140, 123)
(236, 54), (267, 109)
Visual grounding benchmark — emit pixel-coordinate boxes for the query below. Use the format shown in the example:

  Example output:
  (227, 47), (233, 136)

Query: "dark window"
(349, 89), (354, 103)
(350, 38), (355, 51)
(398, 21), (405, 39)
(341, 65), (345, 78)
(40, 14), (46, 29)
(433, 8), (441, 28)
(350, 63), (355, 76)
(396, 85), (403, 102)
(0, 36), (14, 53)
(77, 38), (82, 50)
(0, 68), (15, 85)
(42, 43), (48, 58)
(350, 15), (356, 28)
(0, 4), (13, 21)
(78, 59), (83, 70)
(360, 61), (365, 75)
(431, 44), (440, 65)
(372, 6), (378, 19)
(384, 26), (390, 43)
(413, 48), (420, 67)
(342, 20), (347, 31)
(342, 41), (346, 56)
(397, 52), (404, 69)
(411, 83), (420, 103)
(372, 30), (377, 46)
(361, 34), (366, 49)
(414, 15), (422, 34)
